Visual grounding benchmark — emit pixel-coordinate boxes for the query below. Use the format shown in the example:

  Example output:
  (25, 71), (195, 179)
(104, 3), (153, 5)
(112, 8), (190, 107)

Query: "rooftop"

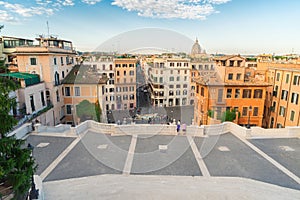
(62, 65), (108, 84)
(0, 72), (40, 87)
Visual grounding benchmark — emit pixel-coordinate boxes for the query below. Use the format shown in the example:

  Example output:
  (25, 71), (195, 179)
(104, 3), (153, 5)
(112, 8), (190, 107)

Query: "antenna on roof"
(47, 21), (50, 38)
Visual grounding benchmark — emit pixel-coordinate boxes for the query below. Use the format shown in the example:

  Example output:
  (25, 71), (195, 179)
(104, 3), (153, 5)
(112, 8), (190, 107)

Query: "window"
(281, 90), (288, 101)
(176, 90), (181, 95)
(291, 93), (299, 104)
(29, 58), (37, 66)
(41, 91), (45, 106)
(236, 73), (241, 80)
(276, 73), (280, 81)
(217, 89), (223, 102)
(169, 91), (174, 96)
(254, 89), (263, 98)
(201, 87), (204, 96)
(176, 76), (180, 81)
(56, 90), (60, 102)
(293, 75), (300, 86)
(116, 71), (120, 76)
(30, 95), (35, 112)
(74, 87), (80, 96)
(62, 71), (65, 78)
(130, 70), (134, 76)
(226, 89), (232, 98)
(54, 72), (60, 86)
(279, 106), (285, 116)
(123, 87), (128, 92)
(183, 90), (187, 95)
(61, 57), (64, 65)
(123, 95), (128, 100)
(253, 107), (258, 116)
(273, 85), (279, 97)
(199, 65), (203, 70)
(54, 58), (57, 65)
(242, 107), (248, 116)
(242, 89), (252, 98)
(176, 84), (180, 89)
(154, 77), (158, 83)
(124, 71), (126, 76)
(169, 77), (174, 81)
(66, 105), (72, 115)
(159, 77), (163, 83)
(228, 73), (233, 80)
(129, 64), (134, 67)
(122, 64), (127, 67)
(130, 94), (134, 100)
(183, 84), (187, 88)
(235, 89), (240, 98)
(290, 110), (295, 121)
(286, 74), (290, 84)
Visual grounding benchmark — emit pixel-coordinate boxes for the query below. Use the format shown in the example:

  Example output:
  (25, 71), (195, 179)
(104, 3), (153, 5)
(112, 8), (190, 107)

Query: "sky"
(0, 0), (300, 55)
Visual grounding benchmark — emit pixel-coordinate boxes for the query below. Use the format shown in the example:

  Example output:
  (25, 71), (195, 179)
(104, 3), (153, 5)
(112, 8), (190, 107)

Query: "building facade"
(15, 37), (77, 125)
(194, 55), (270, 127)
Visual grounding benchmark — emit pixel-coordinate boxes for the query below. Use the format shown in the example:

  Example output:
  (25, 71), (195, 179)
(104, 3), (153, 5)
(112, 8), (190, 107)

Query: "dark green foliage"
(208, 110), (214, 118)
(0, 75), (18, 137)
(221, 109), (237, 122)
(0, 73), (36, 198)
(76, 100), (102, 122)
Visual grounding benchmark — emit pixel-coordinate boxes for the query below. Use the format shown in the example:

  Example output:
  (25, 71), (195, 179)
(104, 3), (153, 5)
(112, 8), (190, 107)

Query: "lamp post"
(247, 106), (252, 129)
(27, 143), (39, 200)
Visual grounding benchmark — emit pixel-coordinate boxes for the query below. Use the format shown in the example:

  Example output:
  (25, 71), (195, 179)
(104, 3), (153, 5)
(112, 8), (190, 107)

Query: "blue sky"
(0, 0), (299, 54)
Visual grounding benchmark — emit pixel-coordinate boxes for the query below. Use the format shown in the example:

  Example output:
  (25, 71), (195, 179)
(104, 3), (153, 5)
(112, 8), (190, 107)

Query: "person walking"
(177, 120), (181, 133)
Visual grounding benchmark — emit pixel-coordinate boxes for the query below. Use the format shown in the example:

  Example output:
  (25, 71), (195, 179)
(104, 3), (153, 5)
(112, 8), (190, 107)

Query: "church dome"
(191, 38), (202, 55)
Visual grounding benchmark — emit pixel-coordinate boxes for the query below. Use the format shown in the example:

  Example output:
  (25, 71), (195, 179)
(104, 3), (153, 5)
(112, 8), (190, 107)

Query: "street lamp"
(27, 143), (39, 200)
(247, 106), (252, 129)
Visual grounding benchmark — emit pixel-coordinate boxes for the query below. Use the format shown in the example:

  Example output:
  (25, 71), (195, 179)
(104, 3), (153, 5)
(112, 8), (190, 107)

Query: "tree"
(76, 100), (102, 123)
(0, 75), (37, 199)
(221, 109), (238, 122)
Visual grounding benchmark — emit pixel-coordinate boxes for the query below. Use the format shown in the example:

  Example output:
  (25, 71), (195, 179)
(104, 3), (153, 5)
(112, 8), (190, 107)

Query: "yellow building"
(256, 58), (300, 128)
(62, 65), (107, 125)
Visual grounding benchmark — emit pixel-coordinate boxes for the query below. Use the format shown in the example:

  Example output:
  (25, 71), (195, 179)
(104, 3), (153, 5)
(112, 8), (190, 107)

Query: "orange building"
(194, 55), (271, 127)
(114, 58), (137, 110)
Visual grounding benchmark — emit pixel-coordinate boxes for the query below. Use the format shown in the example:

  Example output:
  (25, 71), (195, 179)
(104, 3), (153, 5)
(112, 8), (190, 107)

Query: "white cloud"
(0, 1), (54, 21)
(81, 0), (101, 5)
(0, 10), (17, 22)
(111, 0), (231, 20)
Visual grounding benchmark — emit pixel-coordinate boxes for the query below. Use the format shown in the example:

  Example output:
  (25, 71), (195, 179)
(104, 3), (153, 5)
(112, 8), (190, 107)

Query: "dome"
(191, 38), (202, 55)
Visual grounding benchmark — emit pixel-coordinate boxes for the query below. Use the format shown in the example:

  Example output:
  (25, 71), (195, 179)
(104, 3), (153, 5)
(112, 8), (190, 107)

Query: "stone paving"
(27, 130), (300, 199)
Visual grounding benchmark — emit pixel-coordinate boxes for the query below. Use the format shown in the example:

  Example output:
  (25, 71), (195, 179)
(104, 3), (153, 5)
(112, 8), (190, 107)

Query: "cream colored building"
(146, 56), (191, 107)
(15, 37), (77, 125)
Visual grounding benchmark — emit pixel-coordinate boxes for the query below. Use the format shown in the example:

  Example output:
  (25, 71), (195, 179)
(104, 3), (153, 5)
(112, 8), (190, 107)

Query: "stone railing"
(9, 119), (300, 139)
(35, 124), (71, 134)
(7, 123), (32, 139)
(250, 126), (300, 138)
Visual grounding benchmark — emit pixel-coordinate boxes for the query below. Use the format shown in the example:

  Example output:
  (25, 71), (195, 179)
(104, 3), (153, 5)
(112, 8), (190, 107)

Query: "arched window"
(54, 71), (60, 86)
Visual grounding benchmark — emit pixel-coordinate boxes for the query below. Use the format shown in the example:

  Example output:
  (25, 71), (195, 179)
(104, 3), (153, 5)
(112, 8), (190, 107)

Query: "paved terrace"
(21, 121), (300, 199)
